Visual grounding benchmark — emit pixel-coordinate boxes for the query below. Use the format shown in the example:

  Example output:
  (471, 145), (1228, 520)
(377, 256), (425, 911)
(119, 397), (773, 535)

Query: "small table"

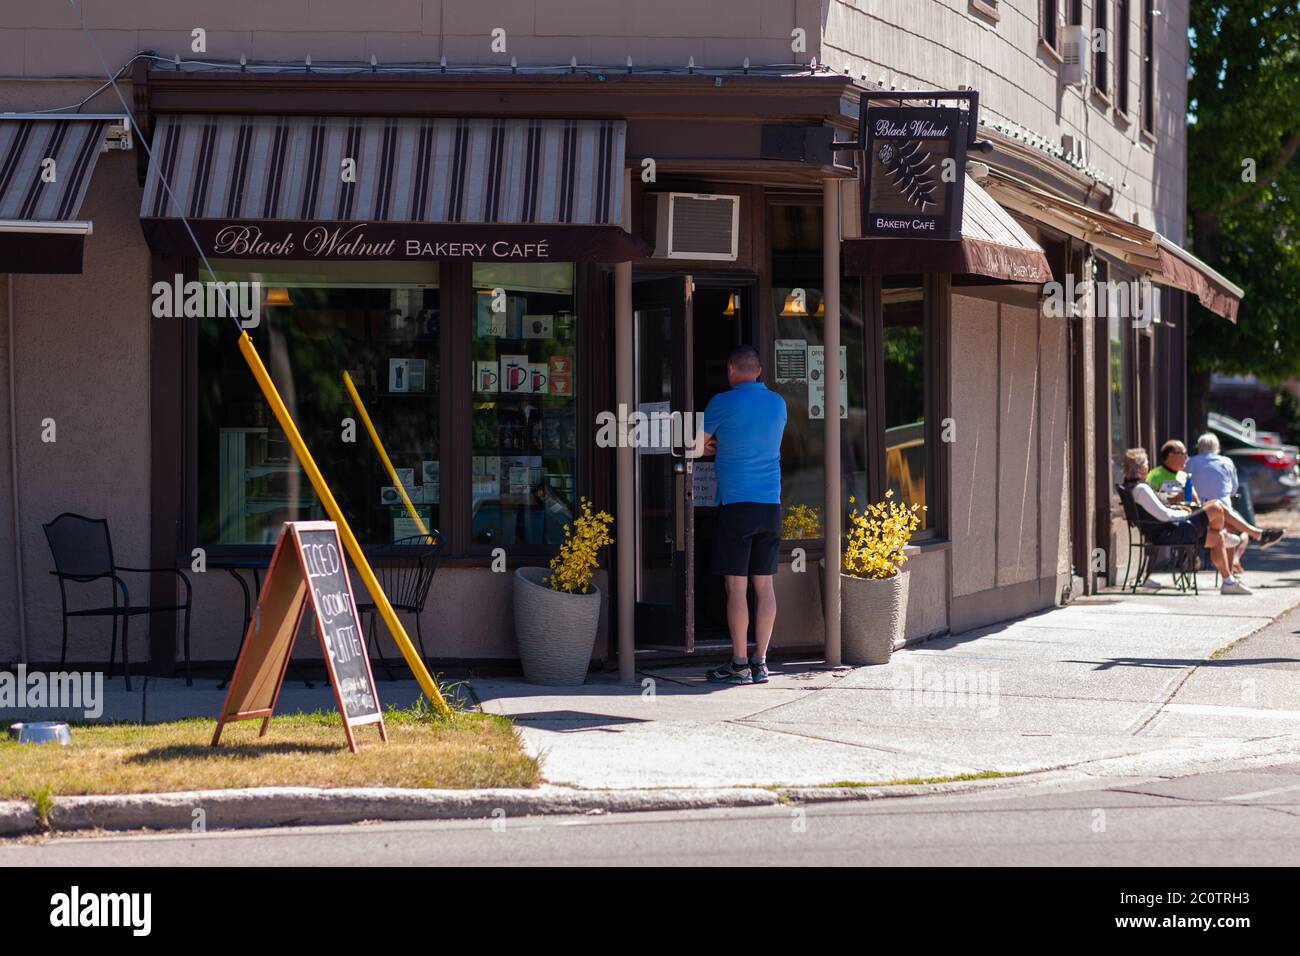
(210, 557), (314, 691)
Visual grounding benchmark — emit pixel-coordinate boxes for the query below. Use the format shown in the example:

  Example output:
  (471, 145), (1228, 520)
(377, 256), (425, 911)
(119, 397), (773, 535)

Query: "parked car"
(1207, 412), (1300, 511)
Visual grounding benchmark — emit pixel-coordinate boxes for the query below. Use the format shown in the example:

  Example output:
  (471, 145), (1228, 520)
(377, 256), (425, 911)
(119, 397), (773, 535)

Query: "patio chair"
(42, 512), (193, 690)
(1114, 484), (1199, 595)
(356, 532), (445, 678)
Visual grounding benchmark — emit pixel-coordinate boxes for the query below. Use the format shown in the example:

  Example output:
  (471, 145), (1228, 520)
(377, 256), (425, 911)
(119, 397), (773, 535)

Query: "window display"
(197, 260), (441, 546)
(768, 201), (868, 535)
(470, 263), (578, 547)
(882, 278), (930, 529)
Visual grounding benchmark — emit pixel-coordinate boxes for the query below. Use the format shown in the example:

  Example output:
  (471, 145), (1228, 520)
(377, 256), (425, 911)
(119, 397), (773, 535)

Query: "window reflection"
(882, 278), (929, 529)
(470, 263), (578, 548)
(768, 200), (867, 539)
(197, 260), (441, 546)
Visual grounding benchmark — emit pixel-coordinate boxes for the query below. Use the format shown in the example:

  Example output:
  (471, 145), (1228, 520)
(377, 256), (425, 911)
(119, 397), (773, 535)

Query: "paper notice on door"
(775, 339), (808, 383)
(637, 400), (672, 455)
(807, 346), (848, 420)
(692, 460), (718, 507)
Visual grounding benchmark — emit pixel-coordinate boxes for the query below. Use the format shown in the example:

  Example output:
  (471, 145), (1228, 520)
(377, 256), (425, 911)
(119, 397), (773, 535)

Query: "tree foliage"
(1187, 1), (1300, 380)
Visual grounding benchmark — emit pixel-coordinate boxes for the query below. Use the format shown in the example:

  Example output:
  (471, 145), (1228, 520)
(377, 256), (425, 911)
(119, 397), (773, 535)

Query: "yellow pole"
(237, 332), (452, 719)
(342, 371), (429, 537)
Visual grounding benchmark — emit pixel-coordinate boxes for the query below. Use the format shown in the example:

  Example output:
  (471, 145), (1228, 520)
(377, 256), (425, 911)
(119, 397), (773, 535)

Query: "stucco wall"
(949, 288), (1070, 630)
(5, 150), (153, 665)
(822, 0), (1188, 238)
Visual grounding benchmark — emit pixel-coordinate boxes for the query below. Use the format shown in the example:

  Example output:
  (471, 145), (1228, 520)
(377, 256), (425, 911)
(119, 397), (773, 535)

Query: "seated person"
(1146, 439), (1196, 503)
(1186, 432), (1240, 508)
(1121, 448), (1284, 595)
(1141, 438), (1200, 586)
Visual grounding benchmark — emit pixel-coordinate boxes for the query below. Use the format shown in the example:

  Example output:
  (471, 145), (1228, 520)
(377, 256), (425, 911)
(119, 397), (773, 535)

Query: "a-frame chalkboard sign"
(212, 520), (386, 753)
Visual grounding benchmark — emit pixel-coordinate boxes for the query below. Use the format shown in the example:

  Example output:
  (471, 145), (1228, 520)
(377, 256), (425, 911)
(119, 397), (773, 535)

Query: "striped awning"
(139, 114), (643, 262)
(983, 170), (1244, 322)
(0, 117), (112, 274)
(841, 175), (1052, 284)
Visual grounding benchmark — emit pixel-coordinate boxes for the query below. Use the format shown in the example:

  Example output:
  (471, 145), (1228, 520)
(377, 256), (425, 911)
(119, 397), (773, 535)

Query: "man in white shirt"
(1121, 448), (1283, 595)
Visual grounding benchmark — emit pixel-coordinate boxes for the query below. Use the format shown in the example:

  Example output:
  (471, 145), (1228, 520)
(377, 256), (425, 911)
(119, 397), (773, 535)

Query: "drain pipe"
(7, 276), (28, 663)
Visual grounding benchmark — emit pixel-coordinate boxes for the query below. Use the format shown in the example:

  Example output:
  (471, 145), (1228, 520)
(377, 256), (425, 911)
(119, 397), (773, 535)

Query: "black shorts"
(1150, 508), (1209, 547)
(713, 502), (781, 577)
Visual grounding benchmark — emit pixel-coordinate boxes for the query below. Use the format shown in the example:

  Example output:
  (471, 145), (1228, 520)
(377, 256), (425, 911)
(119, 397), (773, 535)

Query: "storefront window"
(882, 277), (930, 530)
(769, 200), (867, 540)
(1109, 309), (1129, 487)
(470, 263), (578, 548)
(197, 261), (440, 546)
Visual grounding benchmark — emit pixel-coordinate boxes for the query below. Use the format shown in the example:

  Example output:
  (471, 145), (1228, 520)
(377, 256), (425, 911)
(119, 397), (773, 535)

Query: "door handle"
(674, 461), (686, 551)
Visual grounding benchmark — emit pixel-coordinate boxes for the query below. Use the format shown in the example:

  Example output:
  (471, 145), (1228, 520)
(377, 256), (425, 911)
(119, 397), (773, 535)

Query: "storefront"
(0, 61), (1243, 678)
(124, 63), (860, 675)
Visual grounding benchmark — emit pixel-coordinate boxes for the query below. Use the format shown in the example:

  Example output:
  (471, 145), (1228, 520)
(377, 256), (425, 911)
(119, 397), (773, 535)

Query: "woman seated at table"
(1121, 447), (1283, 595)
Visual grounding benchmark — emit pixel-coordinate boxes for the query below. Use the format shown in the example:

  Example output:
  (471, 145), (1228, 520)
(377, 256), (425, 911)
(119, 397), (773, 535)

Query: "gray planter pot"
(513, 566), (602, 685)
(820, 560), (909, 665)
(841, 570), (908, 664)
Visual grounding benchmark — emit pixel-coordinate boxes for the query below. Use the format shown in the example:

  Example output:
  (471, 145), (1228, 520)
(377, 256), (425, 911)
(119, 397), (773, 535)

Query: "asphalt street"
(4, 752), (1299, 866)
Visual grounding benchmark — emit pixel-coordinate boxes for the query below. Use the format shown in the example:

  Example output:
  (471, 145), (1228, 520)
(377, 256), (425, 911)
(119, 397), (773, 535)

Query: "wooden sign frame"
(212, 520), (386, 754)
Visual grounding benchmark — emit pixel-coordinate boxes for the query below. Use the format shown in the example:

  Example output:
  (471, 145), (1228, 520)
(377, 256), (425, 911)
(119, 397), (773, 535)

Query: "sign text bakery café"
(210, 222), (556, 261)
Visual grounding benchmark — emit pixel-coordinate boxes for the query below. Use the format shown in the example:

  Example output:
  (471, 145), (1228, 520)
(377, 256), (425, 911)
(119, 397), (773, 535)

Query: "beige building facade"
(0, 1), (1235, 677)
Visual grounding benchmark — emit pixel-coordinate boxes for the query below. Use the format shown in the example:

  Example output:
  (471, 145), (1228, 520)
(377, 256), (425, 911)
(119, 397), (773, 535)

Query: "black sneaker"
(749, 658), (770, 684)
(706, 660), (752, 685)
(1259, 528), (1285, 549)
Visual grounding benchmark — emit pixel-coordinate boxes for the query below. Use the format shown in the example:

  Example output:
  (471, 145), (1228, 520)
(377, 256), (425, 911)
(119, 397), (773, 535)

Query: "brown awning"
(840, 176), (1052, 284)
(983, 171), (1244, 322)
(1155, 236), (1243, 324)
(139, 114), (646, 263)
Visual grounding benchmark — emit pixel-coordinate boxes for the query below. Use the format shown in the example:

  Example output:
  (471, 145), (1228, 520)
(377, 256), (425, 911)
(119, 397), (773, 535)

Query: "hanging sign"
(862, 106), (969, 241)
(212, 520), (385, 754)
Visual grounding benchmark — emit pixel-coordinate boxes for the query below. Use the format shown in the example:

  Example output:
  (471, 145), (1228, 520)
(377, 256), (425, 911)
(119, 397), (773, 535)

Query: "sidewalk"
(472, 539), (1300, 789)
(7, 541), (1300, 798)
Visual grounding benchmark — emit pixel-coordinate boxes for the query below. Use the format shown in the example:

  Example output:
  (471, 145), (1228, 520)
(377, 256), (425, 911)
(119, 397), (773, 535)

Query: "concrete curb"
(0, 775), (1031, 836)
(6, 733), (1300, 837)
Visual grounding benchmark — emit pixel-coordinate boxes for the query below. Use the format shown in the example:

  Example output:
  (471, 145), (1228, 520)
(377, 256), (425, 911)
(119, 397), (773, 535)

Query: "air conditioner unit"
(653, 192), (740, 261)
(1060, 25), (1089, 87)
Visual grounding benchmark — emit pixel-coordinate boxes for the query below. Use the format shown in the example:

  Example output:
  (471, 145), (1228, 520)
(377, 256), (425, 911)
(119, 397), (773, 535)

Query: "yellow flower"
(545, 496), (615, 594)
(842, 493), (920, 581)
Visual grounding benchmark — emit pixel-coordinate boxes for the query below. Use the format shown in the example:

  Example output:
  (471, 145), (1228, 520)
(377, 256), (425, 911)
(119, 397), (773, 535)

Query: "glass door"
(633, 275), (694, 651)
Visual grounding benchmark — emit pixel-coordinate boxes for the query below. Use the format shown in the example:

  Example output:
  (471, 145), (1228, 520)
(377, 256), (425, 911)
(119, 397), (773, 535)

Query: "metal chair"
(1115, 484), (1199, 594)
(356, 532), (445, 677)
(42, 512), (193, 689)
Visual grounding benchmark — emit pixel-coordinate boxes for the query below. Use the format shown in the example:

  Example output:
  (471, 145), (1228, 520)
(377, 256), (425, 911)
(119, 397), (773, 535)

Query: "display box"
(389, 358), (427, 393)
(522, 314), (553, 339)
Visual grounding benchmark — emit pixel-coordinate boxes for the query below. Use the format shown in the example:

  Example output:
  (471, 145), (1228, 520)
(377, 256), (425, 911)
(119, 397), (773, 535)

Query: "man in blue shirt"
(694, 344), (787, 685)
(1186, 433), (1239, 505)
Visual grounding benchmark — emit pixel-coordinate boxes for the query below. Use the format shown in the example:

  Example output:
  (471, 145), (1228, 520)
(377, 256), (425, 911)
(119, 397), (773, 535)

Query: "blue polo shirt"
(702, 381), (786, 505)
(1186, 452), (1239, 503)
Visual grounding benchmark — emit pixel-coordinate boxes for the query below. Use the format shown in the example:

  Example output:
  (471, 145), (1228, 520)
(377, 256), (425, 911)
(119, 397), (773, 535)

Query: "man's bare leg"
(1204, 500), (1263, 539)
(1205, 529), (1233, 580)
(751, 574), (777, 660)
(724, 575), (750, 662)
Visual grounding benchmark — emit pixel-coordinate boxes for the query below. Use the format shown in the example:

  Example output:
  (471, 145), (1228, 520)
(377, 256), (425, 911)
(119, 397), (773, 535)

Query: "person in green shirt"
(1147, 439), (1196, 503)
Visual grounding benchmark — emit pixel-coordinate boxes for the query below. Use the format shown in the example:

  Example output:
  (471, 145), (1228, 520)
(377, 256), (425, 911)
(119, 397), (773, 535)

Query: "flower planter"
(820, 560), (909, 665)
(841, 570), (908, 664)
(513, 566), (602, 685)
